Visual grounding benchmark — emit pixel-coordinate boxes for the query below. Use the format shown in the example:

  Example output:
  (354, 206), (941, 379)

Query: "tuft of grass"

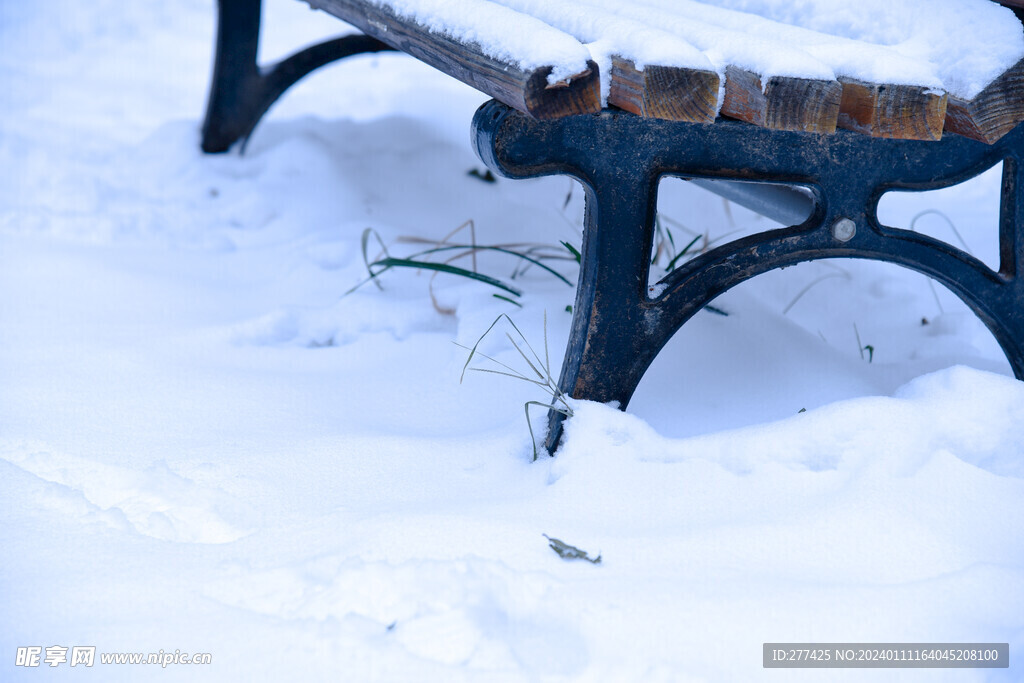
(457, 312), (571, 460)
(663, 233), (703, 272)
(560, 212), (705, 276)
(345, 224), (575, 311)
(652, 213), (710, 272)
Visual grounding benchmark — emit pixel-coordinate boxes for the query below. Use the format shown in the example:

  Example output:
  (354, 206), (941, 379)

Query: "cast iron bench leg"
(201, 0), (394, 153)
(472, 100), (1024, 453)
(555, 167), (660, 424)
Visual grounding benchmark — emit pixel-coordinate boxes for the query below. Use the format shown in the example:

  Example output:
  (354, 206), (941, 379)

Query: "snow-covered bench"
(204, 0), (1024, 146)
(201, 0), (1024, 450)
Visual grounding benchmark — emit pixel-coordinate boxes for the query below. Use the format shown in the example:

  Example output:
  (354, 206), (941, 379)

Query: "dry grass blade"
(416, 218), (478, 272)
(508, 332), (545, 380)
(525, 400), (571, 461)
(360, 227), (389, 290)
(908, 209), (970, 314)
(458, 313), (517, 383)
(909, 209), (972, 254)
(457, 312), (573, 460)
(468, 367), (548, 387)
(657, 212), (699, 238)
(782, 271), (851, 315)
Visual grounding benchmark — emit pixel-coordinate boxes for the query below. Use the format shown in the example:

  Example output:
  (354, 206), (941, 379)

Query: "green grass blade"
(404, 245), (573, 287)
(665, 233), (703, 272)
(493, 293), (523, 307)
(370, 257), (522, 297)
(703, 304), (729, 316)
(561, 241), (582, 264)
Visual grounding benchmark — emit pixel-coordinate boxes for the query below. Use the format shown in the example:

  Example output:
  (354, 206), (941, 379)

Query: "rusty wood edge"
(303, 0), (601, 118)
(721, 65), (841, 134)
(837, 78), (948, 141)
(608, 57), (719, 123)
(945, 57), (1024, 144)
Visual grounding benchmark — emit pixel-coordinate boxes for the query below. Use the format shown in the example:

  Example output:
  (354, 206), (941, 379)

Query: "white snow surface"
(486, 0), (714, 105)
(2, 1), (1024, 682)
(364, 0), (595, 85)
(366, 0), (1022, 99)
(696, 0), (1024, 99)
(604, 0), (939, 87)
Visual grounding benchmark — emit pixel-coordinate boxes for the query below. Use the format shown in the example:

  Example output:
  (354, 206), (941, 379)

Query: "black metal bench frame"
(203, 0), (1024, 452)
(201, 0), (394, 153)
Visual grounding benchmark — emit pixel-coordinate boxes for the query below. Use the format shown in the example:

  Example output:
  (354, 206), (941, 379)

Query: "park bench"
(202, 0), (1024, 451)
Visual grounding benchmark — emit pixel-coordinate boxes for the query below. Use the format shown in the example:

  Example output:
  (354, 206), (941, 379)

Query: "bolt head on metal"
(832, 217), (856, 242)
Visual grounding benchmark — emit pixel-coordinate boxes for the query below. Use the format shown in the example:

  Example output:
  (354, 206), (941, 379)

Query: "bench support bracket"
(473, 101), (1024, 452)
(202, 0), (394, 153)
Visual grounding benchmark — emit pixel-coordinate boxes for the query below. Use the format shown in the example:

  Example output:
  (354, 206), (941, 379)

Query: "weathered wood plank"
(303, 0), (601, 119)
(837, 79), (947, 141)
(608, 57), (719, 123)
(721, 66), (841, 134)
(944, 58), (1024, 143)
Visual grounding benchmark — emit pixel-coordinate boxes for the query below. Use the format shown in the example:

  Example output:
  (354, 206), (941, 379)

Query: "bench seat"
(303, 0), (1024, 143)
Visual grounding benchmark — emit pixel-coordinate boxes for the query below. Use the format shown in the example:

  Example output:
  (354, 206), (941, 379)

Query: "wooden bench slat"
(944, 58), (1024, 143)
(722, 66), (841, 134)
(303, 0), (601, 119)
(837, 79), (948, 141)
(608, 58), (719, 123)
(571, 0), (844, 133)
(486, 0), (720, 124)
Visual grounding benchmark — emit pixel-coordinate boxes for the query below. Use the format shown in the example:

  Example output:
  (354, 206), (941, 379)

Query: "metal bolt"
(832, 217), (856, 242)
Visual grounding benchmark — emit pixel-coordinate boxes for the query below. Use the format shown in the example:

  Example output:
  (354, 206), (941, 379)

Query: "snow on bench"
(302, 0), (603, 118)
(303, 0), (1024, 142)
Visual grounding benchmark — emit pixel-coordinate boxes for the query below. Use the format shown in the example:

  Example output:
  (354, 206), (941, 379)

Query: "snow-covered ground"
(2, 1), (1023, 681)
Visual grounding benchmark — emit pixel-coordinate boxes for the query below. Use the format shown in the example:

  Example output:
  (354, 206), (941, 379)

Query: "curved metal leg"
(545, 171), (657, 450)
(201, 0), (394, 153)
(473, 101), (1024, 452)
